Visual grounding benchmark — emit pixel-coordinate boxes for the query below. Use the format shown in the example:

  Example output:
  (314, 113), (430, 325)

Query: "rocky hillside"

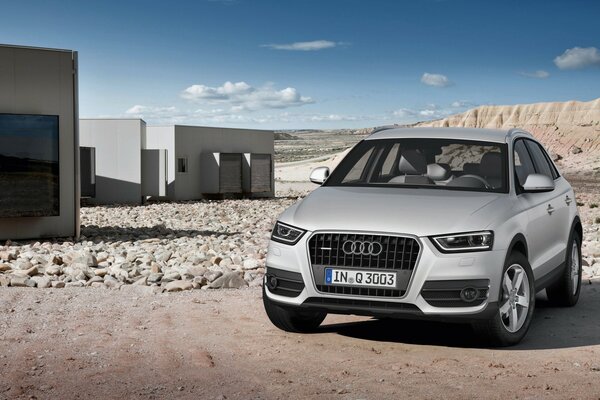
(414, 98), (600, 154)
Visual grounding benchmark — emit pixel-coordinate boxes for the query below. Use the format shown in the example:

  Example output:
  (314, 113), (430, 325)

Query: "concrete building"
(79, 121), (274, 204)
(80, 119), (149, 204)
(146, 125), (274, 200)
(0, 44), (79, 240)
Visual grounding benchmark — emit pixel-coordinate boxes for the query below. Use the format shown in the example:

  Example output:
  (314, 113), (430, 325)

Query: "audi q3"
(263, 127), (582, 346)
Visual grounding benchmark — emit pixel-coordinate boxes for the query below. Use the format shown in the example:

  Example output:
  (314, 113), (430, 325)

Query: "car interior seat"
(388, 149), (433, 184)
(480, 152), (503, 188)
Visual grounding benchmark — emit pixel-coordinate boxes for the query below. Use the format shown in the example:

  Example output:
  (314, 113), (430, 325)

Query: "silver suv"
(263, 128), (582, 346)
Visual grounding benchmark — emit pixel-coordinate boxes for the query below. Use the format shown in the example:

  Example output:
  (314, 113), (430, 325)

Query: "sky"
(1, 0), (599, 129)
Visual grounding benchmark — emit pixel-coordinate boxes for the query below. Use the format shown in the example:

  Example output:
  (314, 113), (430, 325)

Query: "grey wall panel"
(79, 119), (143, 204)
(250, 153), (272, 193)
(0, 45), (79, 240)
(80, 147), (96, 198)
(145, 126), (175, 199)
(219, 153), (242, 193)
(173, 126), (274, 200)
(141, 149), (167, 197)
(199, 153), (220, 194)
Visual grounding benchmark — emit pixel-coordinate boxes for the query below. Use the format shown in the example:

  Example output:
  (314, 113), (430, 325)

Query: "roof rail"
(507, 128), (533, 138)
(369, 125), (399, 136)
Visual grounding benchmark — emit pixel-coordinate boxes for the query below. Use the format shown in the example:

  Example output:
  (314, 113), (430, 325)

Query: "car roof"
(366, 127), (532, 143)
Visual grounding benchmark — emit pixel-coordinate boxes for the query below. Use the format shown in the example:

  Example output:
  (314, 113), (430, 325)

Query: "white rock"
(165, 280), (194, 292)
(208, 272), (248, 289)
(242, 259), (259, 270)
(10, 276), (35, 287)
(31, 276), (51, 288)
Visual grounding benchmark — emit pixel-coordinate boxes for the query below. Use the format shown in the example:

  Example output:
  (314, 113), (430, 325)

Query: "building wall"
(0, 45), (79, 240)
(145, 126), (175, 198)
(79, 119), (144, 204)
(174, 125), (274, 200)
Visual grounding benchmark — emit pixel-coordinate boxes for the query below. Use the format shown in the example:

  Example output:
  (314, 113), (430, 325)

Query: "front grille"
(308, 233), (420, 270)
(309, 233), (420, 298)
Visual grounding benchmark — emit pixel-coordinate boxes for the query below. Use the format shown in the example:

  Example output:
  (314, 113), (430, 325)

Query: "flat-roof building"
(79, 121), (274, 204)
(0, 44), (79, 240)
(146, 125), (274, 201)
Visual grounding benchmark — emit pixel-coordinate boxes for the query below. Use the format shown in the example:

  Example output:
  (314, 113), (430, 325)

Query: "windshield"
(325, 138), (508, 193)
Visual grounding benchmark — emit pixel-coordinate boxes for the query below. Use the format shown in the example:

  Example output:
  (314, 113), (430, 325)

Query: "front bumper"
(265, 230), (505, 320)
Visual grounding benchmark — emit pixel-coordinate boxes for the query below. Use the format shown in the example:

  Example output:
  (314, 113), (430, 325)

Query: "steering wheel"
(458, 174), (492, 189)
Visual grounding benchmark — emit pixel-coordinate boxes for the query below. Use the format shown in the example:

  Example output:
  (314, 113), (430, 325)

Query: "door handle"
(565, 195), (572, 205)
(547, 204), (555, 215)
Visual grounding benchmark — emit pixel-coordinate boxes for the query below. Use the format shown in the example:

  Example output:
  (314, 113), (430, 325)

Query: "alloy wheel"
(571, 241), (580, 295)
(499, 264), (530, 333)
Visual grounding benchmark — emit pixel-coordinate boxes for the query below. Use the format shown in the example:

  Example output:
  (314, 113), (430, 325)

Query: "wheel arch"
(572, 216), (583, 242)
(507, 233), (528, 259)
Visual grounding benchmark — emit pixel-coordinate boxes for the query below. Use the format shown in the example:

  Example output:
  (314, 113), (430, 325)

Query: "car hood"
(279, 186), (507, 237)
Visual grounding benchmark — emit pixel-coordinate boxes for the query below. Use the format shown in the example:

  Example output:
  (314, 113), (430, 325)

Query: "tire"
(262, 287), (326, 333)
(546, 231), (582, 307)
(472, 251), (536, 347)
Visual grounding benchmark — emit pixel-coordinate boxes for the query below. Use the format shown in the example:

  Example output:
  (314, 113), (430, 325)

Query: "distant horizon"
(3, 0), (600, 129)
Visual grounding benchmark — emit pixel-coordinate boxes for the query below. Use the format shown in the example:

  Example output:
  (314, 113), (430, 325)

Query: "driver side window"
(513, 140), (536, 189)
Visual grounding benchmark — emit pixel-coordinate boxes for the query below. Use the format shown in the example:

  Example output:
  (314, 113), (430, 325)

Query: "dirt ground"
(1, 284), (600, 400)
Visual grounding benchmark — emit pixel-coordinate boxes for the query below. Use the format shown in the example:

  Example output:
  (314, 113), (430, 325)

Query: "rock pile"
(0, 198), (298, 291)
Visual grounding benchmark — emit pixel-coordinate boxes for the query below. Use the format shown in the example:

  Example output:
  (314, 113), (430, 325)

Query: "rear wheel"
(472, 251), (535, 346)
(263, 287), (326, 333)
(547, 231), (582, 306)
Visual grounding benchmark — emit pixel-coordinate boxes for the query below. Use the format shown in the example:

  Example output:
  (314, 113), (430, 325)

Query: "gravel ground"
(0, 198), (298, 291)
(0, 153), (599, 399)
(0, 182), (599, 290)
(1, 285), (600, 399)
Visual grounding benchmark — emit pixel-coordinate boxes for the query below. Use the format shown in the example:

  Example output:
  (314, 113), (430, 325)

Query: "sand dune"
(414, 98), (600, 154)
(275, 98), (600, 185)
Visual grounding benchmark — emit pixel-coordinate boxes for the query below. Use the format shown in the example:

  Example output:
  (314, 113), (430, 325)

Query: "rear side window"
(525, 140), (559, 180)
(513, 140), (536, 188)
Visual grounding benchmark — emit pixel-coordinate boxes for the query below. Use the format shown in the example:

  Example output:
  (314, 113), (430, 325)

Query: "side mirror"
(310, 167), (330, 185)
(522, 173), (554, 192)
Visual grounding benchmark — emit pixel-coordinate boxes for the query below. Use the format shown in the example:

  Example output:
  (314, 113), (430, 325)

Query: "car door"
(524, 140), (570, 272)
(513, 139), (558, 280)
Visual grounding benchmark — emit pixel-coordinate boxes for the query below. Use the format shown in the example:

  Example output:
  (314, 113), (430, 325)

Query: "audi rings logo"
(342, 240), (383, 256)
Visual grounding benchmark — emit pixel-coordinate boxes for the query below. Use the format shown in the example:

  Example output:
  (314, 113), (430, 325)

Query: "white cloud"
(393, 103), (457, 121)
(420, 72), (452, 87)
(122, 105), (365, 126)
(393, 108), (417, 118)
(518, 70), (550, 79)
(308, 114), (358, 122)
(125, 105), (178, 117)
(450, 100), (476, 108)
(181, 81), (314, 111)
(181, 81), (253, 100)
(419, 109), (438, 117)
(554, 47), (600, 69)
(261, 40), (340, 51)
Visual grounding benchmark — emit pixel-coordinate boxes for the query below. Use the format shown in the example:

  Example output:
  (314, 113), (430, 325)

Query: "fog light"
(266, 275), (278, 290)
(460, 287), (479, 302)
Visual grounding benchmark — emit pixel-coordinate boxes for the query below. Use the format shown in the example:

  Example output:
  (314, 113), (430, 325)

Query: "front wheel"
(263, 287), (326, 333)
(472, 251), (536, 347)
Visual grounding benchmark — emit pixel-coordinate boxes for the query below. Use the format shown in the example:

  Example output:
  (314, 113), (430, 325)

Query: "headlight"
(271, 221), (306, 245)
(431, 231), (494, 253)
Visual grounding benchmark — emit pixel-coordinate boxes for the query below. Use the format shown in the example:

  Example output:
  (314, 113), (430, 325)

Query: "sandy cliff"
(414, 98), (600, 154)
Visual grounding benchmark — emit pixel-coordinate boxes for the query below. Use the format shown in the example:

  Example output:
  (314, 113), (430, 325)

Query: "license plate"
(324, 268), (397, 288)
